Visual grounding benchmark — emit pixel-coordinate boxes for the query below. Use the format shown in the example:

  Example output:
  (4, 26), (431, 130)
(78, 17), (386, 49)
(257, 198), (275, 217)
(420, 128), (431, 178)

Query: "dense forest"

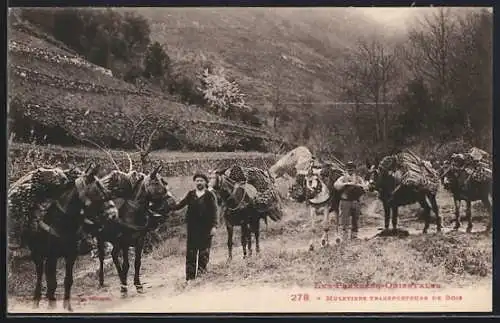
(13, 7), (492, 159)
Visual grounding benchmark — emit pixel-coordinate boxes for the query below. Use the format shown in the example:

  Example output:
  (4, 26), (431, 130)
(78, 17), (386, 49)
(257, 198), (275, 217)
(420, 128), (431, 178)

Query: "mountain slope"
(8, 16), (284, 152)
(138, 7), (385, 116)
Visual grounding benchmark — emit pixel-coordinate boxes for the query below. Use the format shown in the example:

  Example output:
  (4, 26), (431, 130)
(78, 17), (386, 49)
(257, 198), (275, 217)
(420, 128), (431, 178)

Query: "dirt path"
(7, 224), (491, 314)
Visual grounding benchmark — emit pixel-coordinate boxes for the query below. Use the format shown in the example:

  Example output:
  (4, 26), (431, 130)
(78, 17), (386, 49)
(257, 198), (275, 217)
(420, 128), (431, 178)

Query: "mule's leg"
(482, 197), (492, 232)
(32, 254), (44, 308)
(339, 201), (350, 241)
(421, 199), (432, 234)
(62, 254), (77, 312)
(241, 224), (249, 259)
(429, 194), (442, 232)
(226, 223), (234, 262)
(453, 199), (461, 230)
(45, 256), (58, 309)
(309, 207), (316, 251)
(111, 245), (123, 291)
(247, 216), (253, 257)
(134, 238), (145, 293)
(97, 237), (106, 288)
(321, 207), (330, 247)
(120, 246), (130, 297)
(251, 216), (261, 254)
(465, 200), (473, 233)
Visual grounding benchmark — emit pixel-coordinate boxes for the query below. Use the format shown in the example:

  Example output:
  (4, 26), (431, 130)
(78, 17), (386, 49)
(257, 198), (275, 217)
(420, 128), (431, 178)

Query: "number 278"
(290, 294), (309, 301)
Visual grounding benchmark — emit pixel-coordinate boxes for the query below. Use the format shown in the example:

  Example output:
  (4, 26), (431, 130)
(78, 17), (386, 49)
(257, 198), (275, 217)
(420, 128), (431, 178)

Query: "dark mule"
(210, 167), (264, 261)
(366, 157), (442, 234)
(93, 165), (175, 296)
(25, 164), (118, 311)
(441, 163), (492, 232)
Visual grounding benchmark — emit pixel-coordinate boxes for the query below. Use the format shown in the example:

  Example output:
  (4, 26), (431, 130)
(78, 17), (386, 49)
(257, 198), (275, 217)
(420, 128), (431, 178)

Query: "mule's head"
(143, 165), (177, 222)
(143, 165), (170, 200)
(305, 173), (322, 198)
(365, 156), (391, 193)
(440, 159), (465, 191)
(100, 168), (144, 199)
(209, 168), (230, 191)
(288, 174), (307, 203)
(71, 164), (119, 223)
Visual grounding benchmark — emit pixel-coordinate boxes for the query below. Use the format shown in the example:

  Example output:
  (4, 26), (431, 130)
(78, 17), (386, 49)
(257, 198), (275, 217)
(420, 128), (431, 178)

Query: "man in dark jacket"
(172, 172), (218, 283)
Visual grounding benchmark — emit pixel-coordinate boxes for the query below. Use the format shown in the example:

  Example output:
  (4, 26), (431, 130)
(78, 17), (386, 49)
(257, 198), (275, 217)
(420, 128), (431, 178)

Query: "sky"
(356, 7), (492, 31)
(356, 7), (434, 31)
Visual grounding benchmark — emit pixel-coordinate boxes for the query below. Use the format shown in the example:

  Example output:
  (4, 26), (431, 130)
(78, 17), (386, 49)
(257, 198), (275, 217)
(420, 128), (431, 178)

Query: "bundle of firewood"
(391, 150), (440, 193)
(229, 166), (284, 221)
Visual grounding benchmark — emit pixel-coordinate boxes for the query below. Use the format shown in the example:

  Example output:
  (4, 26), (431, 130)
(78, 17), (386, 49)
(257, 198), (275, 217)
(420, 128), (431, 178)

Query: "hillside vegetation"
(8, 12), (285, 154)
(8, 7), (492, 161)
(139, 8), (381, 112)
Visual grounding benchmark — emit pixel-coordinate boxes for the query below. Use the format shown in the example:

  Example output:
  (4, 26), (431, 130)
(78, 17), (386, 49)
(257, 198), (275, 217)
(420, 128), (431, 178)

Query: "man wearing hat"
(171, 171), (218, 284)
(333, 161), (367, 241)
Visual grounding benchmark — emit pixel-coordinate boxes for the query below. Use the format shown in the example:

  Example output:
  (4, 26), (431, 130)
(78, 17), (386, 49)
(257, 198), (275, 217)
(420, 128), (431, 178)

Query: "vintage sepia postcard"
(6, 6), (493, 314)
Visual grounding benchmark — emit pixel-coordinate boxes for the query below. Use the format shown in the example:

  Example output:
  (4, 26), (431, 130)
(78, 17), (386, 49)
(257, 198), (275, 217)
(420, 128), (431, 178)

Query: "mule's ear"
(84, 164), (99, 181)
(84, 163), (95, 175)
(365, 158), (371, 169)
(150, 164), (162, 178)
(160, 177), (168, 186)
(95, 178), (110, 199)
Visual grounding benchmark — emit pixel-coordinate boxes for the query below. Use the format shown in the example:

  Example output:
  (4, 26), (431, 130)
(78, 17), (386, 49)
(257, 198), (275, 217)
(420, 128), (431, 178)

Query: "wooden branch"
(79, 137), (121, 171)
(144, 120), (162, 153)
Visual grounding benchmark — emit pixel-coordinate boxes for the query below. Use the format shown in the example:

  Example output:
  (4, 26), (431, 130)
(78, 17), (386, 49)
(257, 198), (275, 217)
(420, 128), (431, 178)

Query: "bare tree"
(448, 9), (492, 146)
(403, 8), (458, 105)
(271, 53), (285, 132)
(127, 113), (163, 171)
(338, 37), (399, 143)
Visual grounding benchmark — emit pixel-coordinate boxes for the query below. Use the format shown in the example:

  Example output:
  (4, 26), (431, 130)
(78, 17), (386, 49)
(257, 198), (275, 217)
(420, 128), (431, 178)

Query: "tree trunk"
(374, 101), (381, 143)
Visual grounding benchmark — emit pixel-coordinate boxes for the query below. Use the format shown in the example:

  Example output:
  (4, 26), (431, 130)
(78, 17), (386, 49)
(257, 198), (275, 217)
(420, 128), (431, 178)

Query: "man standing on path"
(333, 161), (367, 241)
(171, 172), (218, 284)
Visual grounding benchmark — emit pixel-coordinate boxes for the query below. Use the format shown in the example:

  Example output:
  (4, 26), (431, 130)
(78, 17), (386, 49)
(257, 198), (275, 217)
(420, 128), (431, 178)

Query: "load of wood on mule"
(7, 167), (88, 253)
(379, 149), (440, 194)
(464, 147), (492, 182)
(226, 165), (284, 221)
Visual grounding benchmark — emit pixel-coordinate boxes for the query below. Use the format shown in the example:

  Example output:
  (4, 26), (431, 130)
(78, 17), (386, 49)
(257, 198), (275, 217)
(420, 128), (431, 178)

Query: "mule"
(288, 163), (344, 249)
(23, 164), (118, 312)
(93, 165), (175, 297)
(210, 168), (264, 261)
(441, 165), (492, 232)
(304, 172), (335, 250)
(366, 158), (442, 234)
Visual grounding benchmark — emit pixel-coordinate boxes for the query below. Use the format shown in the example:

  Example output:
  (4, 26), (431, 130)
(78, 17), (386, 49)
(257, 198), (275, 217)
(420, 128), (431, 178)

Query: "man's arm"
(171, 191), (191, 211)
(333, 175), (347, 191)
(207, 192), (218, 228)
